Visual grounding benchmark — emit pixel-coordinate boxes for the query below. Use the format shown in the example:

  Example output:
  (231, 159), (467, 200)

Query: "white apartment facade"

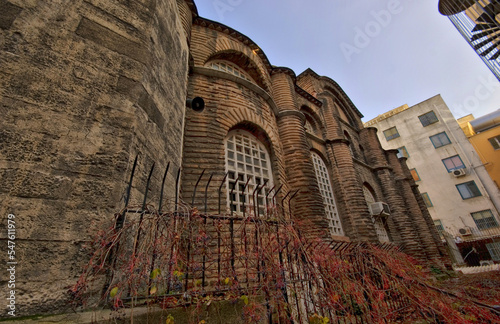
(366, 95), (500, 243)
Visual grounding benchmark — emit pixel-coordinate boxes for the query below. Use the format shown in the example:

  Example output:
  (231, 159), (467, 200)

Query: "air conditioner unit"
(453, 168), (466, 177)
(458, 227), (472, 236)
(369, 202), (391, 217)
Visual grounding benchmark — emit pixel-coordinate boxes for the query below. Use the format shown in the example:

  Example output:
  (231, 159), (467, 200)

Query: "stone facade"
(0, 0), (189, 315)
(0, 0), (446, 316)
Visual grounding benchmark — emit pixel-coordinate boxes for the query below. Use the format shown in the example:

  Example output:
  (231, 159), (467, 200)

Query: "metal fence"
(78, 157), (495, 323)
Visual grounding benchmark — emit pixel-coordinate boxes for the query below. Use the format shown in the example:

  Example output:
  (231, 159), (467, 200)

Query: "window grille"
(362, 185), (390, 242)
(208, 61), (253, 82)
(430, 132), (451, 148)
(471, 209), (499, 230)
(225, 130), (273, 215)
(311, 152), (343, 235)
(486, 242), (500, 261)
(418, 111), (439, 127)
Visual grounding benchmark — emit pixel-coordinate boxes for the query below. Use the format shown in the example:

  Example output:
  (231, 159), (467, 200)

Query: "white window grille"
(207, 61), (253, 82)
(363, 186), (390, 242)
(311, 152), (343, 235)
(486, 242), (500, 261)
(225, 130), (273, 216)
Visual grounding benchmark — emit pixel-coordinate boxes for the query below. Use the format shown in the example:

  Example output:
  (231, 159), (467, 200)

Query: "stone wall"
(0, 0), (189, 315)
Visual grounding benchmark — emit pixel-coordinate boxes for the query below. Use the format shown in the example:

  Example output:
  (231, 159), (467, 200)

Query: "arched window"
(363, 185), (390, 242)
(207, 60), (254, 82)
(311, 152), (343, 235)
(225, 130), (273, 215)
(359, 145), (366, 162)
(304, 119), (315, 134)
(344, 131), (354, 157)
(338, 106), (350, 124)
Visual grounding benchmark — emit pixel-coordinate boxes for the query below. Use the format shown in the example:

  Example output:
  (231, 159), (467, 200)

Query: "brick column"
(363, 128), (424, 258)
(325, 138), (379, 242)
(272, 69), (331, 238)
(389, 154), (447, 264)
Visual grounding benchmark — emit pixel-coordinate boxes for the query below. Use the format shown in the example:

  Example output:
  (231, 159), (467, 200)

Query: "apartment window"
(421, 193), (433, 207)
(486, 242), (500, 261)
(434, 219), (444, 233)
(489, 136), (500, 150)
(456, 181), (482, 200)
(430, 132), (451, 148)
(397, 146), (409, 158)
(311, 152), (343, 236)
(410, 168), (420, 181)
(225, 130), (273, 215)
(383, 127), (400, 141)
(442, 155), (465, 172)
(471, 210), (499, 230)
(418, 111), (439, 127)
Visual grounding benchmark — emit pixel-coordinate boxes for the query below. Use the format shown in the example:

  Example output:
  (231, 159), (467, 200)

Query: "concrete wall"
(0, 0), (189, 314)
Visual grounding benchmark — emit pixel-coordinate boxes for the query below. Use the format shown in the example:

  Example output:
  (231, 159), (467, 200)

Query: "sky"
(193, 0), (500, 122)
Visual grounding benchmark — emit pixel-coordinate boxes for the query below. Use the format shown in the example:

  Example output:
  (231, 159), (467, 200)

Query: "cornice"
(277, 110), (305, 122)
(270, 66), (296, 81)
(192, 66), (278, 116)
(295, 85), (322, 107)
(193, 17), (273, 74)
(298, 68), (363, 119)
(184, 0), (198, 17)
(325, 138), (349, 145)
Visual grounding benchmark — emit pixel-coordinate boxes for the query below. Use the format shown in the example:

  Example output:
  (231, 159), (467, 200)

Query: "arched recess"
(359, 145), (367, 163)
(335, 101), (357, 128)
(323, 85), (359, 129)
(300, 105), (324, 138)
(225, 126), (275, 216)
(344, 130), (358, 159)
(205, 50), (269, 91)
(362, 183), (390, 242)
(310, 150), (344, 236)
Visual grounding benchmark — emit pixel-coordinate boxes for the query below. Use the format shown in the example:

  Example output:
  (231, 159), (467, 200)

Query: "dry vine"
(70, 205), (500, 323)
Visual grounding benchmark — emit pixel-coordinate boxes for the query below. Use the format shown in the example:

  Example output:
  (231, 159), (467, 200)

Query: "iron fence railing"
(78, 156), (491, 323)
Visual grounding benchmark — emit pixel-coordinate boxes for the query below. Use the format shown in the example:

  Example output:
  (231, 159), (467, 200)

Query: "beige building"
(366, 95), (500, 247)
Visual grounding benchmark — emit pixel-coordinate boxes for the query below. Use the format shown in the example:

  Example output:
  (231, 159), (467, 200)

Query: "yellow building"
(458, 110), (500, 189)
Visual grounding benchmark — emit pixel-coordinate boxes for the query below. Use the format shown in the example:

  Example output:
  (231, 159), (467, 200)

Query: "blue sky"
(193, 0), (500, 122)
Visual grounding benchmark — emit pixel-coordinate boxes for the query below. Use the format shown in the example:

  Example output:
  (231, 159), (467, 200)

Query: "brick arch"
(315, 93), (343, 138)
(362, 182), (378, 202)
(205, 50), (269, 91)
(220, 109), (289, 195)
(310, 148), (329, 167)
(300, 105), (325, 134)
(202, 35), (272, 90)
(221, 107), (281, 154)
(322, 86), (360, 129)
